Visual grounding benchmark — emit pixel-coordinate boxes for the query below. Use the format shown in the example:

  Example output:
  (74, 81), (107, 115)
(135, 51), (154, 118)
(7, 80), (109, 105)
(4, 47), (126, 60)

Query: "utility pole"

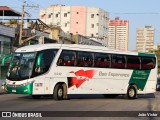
(19, 0), (39, 46)
(19, 0), (25, 46)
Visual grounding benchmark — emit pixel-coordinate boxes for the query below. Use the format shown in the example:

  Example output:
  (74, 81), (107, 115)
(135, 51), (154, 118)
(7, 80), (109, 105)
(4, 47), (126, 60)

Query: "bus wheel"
(32, 95), (41, 99)
(127, 85), (137, 99)
(53, 84), (64, 100)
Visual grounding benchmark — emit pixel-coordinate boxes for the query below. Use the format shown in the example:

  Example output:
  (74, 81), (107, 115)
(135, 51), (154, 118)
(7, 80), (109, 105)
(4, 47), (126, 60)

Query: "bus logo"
(67, 69), (96, 88)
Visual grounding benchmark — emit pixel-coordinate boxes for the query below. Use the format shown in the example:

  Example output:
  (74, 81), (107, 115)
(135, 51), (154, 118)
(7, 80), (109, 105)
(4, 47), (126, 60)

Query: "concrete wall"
(71, 6), (86, 35)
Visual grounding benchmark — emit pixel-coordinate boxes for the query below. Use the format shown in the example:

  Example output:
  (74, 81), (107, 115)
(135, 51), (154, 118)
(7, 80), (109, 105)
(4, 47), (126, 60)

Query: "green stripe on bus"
(138, 53), (155, 57)
(6, 83), (33, 94)
(129, 70), (150, 90)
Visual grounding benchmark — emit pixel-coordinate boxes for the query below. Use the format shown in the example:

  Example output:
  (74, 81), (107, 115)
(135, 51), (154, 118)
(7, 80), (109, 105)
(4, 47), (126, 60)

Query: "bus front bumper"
(6, 83), (33, 94)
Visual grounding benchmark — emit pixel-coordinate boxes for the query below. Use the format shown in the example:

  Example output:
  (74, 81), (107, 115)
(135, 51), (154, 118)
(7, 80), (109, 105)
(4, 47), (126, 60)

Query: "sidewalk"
(0, 88), (7, 94)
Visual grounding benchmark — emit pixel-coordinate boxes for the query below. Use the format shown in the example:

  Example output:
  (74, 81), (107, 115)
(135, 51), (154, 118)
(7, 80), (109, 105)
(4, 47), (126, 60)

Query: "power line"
(110, 12), (160, 15)
(18, 0), (39, 46)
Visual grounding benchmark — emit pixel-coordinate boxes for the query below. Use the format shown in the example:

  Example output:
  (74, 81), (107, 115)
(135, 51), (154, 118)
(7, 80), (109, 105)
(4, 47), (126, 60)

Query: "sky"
(1, 0), (160, 50)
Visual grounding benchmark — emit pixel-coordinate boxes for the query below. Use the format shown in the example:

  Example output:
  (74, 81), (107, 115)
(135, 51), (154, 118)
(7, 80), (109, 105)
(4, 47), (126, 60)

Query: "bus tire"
(32, 95), (41, 99)
(53, 84), (64, 100)
(127, 85), (137, 99)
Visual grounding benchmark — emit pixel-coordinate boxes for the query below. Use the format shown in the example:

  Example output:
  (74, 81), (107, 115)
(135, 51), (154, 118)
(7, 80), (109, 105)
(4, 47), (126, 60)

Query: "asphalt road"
(0, 92), (160, 120)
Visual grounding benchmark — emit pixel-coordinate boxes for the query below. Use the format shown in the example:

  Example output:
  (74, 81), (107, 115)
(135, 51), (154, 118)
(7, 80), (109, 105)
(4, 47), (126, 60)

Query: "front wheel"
(127, 85), (137, 99)
(53, 84), (64, 100)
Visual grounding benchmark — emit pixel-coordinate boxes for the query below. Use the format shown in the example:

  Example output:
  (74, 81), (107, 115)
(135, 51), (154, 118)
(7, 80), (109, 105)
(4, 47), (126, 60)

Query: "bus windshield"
(7, 52), (36, 81)
(7, 49), (58, 81)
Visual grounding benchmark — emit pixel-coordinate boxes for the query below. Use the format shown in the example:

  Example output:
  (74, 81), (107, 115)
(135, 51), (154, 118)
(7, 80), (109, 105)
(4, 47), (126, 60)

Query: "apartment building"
(108, 17), (129, 51)
(39, 5), (109, 46)
(136, 26), (154, 53)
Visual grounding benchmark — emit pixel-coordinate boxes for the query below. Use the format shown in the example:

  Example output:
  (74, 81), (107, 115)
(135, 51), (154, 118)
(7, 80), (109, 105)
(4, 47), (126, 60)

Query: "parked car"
(156, 78), (160, 91)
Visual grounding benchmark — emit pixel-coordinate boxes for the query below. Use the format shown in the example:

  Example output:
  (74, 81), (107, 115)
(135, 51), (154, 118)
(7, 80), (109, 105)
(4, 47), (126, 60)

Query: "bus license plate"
(12, 90), (16, 92)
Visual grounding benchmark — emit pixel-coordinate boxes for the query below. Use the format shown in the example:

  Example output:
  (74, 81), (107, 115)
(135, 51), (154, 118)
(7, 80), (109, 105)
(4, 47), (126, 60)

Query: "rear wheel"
(53, 84), (64, 100)
(127, 85), (137, 99)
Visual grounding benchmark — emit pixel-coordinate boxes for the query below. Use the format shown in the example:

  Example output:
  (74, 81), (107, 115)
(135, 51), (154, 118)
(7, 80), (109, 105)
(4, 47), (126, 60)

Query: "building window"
(91, 24), (94, 28)
(65, 23), (67, 27)
(48, 13), (53, 18)
(41, 14), (46, 19)
(48, 14), (51, 18)
(91, 34), (94, 37)
(56, 14), (59, 18)
(64, 13), (67, 17)
(91, 14), (94, 18)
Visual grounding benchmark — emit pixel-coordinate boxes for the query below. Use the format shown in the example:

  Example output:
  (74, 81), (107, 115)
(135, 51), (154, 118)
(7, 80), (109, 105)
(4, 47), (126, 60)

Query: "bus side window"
(95, 53), (110, 68)
(141, 57), (155, 70)
(57, 58), (63, 66)
(111, 55), (125, 69)
(34, 49), (57, 76)
(57, 50), (76, 66)
(127, 56), (140, 69)
(77, 51), (93, 67)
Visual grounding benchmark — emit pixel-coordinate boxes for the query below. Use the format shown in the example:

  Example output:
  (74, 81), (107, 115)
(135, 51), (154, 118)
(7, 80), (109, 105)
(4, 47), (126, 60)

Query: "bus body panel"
(5, 44), (157, 97)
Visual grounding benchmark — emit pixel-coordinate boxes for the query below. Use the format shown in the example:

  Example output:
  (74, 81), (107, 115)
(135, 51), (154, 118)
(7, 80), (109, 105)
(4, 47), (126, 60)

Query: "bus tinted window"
(127, 56), (140, 69)
(111, 55), (125, 69)
(33, 49), (57, 76)
(57, 50), (76, 66)
(77, 51), (93, 67)
(95, 53), (111, 68)
(141, 57), (155, 70)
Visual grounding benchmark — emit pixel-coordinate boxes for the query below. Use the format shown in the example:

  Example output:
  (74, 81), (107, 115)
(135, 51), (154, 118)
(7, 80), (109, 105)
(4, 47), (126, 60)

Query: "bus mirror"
(36, 53), (43, 67)
(1, 54), (13, 66)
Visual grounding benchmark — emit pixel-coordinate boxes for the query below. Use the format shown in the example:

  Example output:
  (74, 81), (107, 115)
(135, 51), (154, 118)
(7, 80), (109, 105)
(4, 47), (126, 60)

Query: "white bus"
(2, 44), (157, 100)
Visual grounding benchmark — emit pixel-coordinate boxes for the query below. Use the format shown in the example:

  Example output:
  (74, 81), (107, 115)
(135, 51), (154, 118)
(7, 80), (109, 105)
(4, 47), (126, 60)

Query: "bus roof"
(15, 44), (155, 57)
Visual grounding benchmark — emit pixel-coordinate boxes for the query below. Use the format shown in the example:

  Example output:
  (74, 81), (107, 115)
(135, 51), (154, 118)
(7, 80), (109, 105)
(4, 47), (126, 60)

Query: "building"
(108, 17), (129, 51)
(39, 5), (109, 46)
(0, 6), (21, 80)
(136, 26), (154, 53)
(0, 25), (15, 79)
